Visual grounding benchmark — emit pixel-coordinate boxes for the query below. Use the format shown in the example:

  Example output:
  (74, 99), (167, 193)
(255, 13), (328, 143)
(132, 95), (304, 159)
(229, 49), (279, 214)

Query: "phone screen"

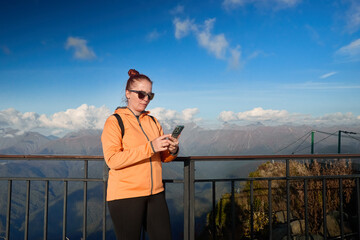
(171, 125), (184, 139)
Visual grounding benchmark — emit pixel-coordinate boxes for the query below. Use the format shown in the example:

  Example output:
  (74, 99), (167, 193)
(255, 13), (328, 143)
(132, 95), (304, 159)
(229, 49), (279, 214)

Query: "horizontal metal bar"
(194, 174), (360, 183)
(1, 153), (359, 161)
(0, 177), (104, 182)
(1, 174), (356, 185)
(0, 155), (105, 160)
(163, 179), (184, 183)
(183, 154), (360, 161)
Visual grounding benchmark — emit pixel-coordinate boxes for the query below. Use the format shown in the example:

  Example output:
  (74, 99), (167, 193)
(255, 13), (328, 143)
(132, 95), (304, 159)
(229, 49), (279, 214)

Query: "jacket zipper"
(129, 109), (154, 195)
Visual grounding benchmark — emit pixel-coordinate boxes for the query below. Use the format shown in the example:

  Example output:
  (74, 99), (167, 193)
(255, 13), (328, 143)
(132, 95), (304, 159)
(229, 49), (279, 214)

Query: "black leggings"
(108, 191), (172, 240)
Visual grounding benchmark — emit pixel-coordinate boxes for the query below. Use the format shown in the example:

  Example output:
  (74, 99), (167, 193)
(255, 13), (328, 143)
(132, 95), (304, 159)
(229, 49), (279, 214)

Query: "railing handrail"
(1, 153), (359, 161)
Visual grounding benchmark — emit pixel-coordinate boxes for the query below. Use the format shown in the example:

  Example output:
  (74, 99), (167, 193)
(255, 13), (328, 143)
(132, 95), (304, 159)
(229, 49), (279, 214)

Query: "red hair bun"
(128, 69), (139, 77)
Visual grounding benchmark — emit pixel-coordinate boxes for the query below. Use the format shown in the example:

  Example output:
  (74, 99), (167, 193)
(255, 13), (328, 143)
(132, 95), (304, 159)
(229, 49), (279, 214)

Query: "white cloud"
(276, 0), (300, 8)
(39, 104), (110, 130)
(316, 112), (360, 125)
(1, 105), (359, 135)
(0, 108), (42, 130)
(170, 4), (185, 15)
(222, 0), (247, 9)
(218, 107), (360, 126)
(0, 105), (202, 136)
(173, 17), (241, 68)
(150, 107), (201, 128)
(247, 50), (263, 60)
(196, 18), (229, 59)
(65, 37), (96, 60)
(222, 0), (301, 10)
(237, 107), (289, 122)
(173, 18), (195, 39)
(218, 111), (238, 122)
(146, 29), (162, 41)
(305, 25), (323, 46)
(229, 45), (242, 69)
(182, 108), (200, 121)
(345, 0), (360, 33)
(4, 134), (15, 138)
(335, 38), (360, 61)
(283, 81), (360, 90)
(320, 72), (337, 79)
(0, 104), (110, 136)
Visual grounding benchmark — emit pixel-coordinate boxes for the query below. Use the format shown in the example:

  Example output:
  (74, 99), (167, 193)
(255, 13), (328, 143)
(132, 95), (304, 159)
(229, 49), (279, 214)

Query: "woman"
(101, 69), (179, 240)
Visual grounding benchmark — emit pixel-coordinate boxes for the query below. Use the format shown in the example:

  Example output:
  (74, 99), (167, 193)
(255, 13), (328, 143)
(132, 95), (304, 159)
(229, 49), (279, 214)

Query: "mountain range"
(1, 123), (359, 156)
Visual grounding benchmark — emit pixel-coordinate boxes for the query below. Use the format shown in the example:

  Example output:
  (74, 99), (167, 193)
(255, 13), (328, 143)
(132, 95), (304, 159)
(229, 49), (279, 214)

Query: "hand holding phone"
(171, 125), (184, 139)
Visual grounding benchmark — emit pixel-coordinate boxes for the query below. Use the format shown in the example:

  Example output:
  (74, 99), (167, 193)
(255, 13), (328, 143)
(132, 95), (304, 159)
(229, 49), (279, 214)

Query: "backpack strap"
(149, 115), (161, 135)
(113, 113), (125, 138)
(149, 115), (157, 125)
(103, 113), (124, 182)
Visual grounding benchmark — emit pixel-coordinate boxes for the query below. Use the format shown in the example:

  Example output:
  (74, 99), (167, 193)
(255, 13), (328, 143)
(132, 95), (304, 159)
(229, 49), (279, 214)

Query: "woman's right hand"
(151, 134), (172, 153)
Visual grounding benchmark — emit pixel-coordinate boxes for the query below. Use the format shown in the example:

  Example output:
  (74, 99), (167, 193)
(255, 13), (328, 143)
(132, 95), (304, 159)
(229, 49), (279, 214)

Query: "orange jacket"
(101, 107), (177, 201)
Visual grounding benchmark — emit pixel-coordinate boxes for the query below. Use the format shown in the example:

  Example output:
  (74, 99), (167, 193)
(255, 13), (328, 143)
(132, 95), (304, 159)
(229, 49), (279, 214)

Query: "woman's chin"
(139, 104), (148, 110)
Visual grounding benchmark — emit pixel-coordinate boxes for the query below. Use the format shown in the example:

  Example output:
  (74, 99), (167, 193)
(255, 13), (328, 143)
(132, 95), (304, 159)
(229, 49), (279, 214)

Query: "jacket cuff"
(150, 141), (156, 153)
(170, 147), (179, 156)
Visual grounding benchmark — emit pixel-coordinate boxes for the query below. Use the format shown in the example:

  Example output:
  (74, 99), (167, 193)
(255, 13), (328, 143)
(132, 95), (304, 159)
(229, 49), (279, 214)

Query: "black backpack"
(103, 113), (157, 181)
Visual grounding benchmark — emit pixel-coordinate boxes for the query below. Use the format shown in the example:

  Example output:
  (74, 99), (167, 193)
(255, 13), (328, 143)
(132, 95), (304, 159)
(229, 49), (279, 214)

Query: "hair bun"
(128, 69), (139, 77)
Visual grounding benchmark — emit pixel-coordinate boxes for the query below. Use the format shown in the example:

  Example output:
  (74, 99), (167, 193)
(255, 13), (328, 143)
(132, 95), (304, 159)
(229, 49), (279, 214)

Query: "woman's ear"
(125, 90), (130, 99)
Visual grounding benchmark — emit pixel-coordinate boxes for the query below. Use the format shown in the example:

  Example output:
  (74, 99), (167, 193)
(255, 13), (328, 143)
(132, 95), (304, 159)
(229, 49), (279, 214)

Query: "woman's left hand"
(167, 136), (179, 154)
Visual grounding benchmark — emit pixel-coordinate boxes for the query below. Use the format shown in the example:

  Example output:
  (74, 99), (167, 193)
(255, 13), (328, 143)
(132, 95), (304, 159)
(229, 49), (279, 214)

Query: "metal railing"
(1, 154), (360, 240)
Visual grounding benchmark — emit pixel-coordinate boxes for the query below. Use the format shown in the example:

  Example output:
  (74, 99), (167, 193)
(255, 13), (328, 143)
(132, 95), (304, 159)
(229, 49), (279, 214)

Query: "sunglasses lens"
(130, 90), (154, 100)
(148, 93), (154, 100)
(137, 91), (146, 99)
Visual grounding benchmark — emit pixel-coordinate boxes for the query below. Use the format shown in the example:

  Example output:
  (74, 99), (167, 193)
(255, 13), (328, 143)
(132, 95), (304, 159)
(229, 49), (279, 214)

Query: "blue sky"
(1, 0), (360, 136)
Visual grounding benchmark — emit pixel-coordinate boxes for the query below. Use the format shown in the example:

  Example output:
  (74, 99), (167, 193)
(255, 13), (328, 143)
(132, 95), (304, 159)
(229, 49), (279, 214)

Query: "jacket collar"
(114, 106), (150, 117)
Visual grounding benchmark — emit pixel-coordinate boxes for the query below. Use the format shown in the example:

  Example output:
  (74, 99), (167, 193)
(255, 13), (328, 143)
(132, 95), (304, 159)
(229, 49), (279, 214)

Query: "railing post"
(339, 178), (344, 239)
(63, 181), (68, 240)
(250, 180), (254, 239)
(268, 180), (272, 240)
(357, 178), (360, 240)
(6, 180), (12, 240)
(184, 158), (189, 240)
(190, 159), (195, 240)
(212, 181), (216, 240)
(44, 180), (49, 240)
(24, 180), (30, 240)
(323, 178), (327, 240)
(231, 181), (235, 240)
(304, 179), (309, 240)
(103, 180), (107, 240)
(83, 160), (88, 240)
(286, 159), (291, 239)
(184, 158), (195, 240)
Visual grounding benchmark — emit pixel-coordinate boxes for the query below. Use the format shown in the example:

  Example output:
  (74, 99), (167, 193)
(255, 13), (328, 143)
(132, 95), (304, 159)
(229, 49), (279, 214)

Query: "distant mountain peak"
(248, 122), (264, 126)
(46, 135), (59, 140)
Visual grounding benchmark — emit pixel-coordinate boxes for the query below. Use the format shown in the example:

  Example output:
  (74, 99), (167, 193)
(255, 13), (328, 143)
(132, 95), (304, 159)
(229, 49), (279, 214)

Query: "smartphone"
(171, 125), (184, 139)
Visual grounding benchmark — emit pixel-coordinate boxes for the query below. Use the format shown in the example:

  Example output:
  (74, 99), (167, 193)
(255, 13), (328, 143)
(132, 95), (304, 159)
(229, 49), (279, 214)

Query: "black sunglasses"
(128, 90), (155, 101)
